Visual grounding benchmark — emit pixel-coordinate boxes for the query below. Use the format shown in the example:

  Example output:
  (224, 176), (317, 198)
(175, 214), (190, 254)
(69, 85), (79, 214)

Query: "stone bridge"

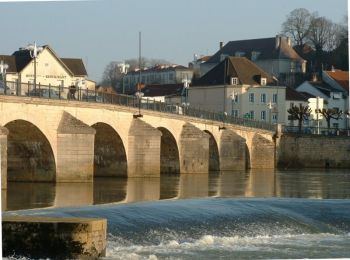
(0, 96), (275, 189)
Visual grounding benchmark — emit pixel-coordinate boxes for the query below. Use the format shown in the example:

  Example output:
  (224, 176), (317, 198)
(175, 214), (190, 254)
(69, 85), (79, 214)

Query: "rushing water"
(3, 169), (350, 259)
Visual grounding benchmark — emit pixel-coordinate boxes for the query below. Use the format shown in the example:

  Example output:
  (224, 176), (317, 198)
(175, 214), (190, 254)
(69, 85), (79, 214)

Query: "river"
(3, 169), (350, 259)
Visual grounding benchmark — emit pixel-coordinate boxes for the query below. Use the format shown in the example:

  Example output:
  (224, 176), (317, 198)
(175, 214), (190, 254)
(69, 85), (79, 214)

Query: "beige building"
(190, 57), (287, 124)
(0, 45), (95, 95)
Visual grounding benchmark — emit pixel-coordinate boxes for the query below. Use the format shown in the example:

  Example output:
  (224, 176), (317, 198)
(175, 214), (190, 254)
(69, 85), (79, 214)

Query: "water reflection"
(3, 169), (350, 211)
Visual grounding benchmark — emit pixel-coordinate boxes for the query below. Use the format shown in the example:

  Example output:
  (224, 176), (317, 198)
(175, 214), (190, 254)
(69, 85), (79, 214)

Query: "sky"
(0, 0), (348, 82)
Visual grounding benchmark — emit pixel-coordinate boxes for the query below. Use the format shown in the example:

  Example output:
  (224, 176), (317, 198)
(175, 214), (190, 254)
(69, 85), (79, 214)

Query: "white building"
(296, 79), (347, 129)
(122, 64), (193, 93)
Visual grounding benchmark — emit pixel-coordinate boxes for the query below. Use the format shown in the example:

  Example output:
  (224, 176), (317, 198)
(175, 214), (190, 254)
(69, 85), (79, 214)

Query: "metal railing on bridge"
(0, 81), (275, 131)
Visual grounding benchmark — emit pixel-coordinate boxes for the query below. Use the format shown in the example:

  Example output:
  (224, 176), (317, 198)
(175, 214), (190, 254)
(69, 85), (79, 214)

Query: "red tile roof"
(324, 70), (349, 93)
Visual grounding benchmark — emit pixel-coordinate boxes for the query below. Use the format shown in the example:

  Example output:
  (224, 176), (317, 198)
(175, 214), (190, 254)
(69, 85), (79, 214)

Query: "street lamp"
(134, 90), (144, 118)
(267, 100), (273, 124)
(24, 42), (43, 91)
(118, 61), (130, 94)
(0, 60), (9, 94)
(182, 77), (191, 114)
(230, 89), (237, 117)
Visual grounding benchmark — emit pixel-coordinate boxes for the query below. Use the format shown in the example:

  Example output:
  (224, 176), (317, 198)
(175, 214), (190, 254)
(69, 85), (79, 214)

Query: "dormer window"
(235, 51), (245, 57)
(230, 77), (239, 85)
(220, 54), (228, 61)
(261, 77), (267, 86)
(251, 51), (260, 61)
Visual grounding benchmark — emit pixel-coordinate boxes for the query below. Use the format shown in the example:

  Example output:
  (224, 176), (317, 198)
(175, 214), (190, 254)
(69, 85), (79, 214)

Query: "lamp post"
(230, 90), (236, 117)
(182, 77), (191, 114)
(134, 90), (144, 118)
(24, 42), (43, 91)
(267, 100), (273, 124)
(0, 60), (9, 94)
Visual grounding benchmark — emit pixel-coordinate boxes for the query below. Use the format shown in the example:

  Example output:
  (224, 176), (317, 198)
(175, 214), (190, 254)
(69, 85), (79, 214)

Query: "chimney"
(275, 35), (281, 49)
(286, 37), (291, 46)
(220, 42), (224, 49)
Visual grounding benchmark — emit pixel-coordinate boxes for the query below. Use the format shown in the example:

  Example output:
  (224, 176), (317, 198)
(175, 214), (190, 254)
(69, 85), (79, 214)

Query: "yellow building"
(0, 45), (95, 95)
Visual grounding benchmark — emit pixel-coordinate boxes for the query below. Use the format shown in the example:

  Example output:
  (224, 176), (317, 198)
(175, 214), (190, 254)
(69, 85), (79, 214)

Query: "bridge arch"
(91, 122), (127, 177)
(157, 127), (180, 174)
(5, 120), (56, 182)
(204, 130), (220, 172)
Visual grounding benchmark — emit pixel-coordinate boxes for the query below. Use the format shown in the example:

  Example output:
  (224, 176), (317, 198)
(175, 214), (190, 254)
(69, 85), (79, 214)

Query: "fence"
(282, 125), (350, 137)
(1, 81), (276, 131)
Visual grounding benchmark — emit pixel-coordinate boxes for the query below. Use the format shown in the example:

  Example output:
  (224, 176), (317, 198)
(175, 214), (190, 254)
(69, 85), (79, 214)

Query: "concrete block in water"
(2, 216), (107, 259)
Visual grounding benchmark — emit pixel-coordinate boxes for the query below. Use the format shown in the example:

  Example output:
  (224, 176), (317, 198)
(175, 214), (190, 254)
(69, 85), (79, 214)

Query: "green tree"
(316, 108), (343, 129)
(287, 104), (311, 132)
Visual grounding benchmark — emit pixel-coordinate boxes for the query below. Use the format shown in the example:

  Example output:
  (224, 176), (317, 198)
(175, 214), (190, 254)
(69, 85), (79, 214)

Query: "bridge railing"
(1, 81), (275, 131)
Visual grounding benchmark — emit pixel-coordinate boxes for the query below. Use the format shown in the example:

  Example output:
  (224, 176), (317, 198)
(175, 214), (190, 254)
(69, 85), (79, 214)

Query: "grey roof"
(206, 36), (305, 64)
(193, 56), (275, 86)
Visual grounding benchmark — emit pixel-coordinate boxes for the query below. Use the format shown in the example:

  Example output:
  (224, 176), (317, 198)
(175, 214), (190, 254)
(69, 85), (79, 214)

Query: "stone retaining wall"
(277, 134), (350, 168)
(2, 216), (107, 259)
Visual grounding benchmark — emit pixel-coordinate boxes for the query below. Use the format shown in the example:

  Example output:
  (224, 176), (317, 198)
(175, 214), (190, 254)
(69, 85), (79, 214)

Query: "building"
(200, 36), (306, 81)
(188, 55), (211, 79)
(296, 77), (348, 129)
(122, 64), (193, 93)
(190, 56), (287, 124)
(0, 44), (95, 95)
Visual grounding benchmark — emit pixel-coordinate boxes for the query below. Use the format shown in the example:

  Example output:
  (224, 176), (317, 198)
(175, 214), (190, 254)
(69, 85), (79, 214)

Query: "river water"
(3, 169), (350, 259)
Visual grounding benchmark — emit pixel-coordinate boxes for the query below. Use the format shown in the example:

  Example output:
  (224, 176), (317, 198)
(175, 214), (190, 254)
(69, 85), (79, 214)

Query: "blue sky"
(1, 0), (348, 82)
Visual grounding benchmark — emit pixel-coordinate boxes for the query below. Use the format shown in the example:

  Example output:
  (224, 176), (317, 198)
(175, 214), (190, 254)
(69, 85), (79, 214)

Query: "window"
(249, 93), (254, 103)
(333, 93), (341, 99)
(169, 73), (174, 81)
(261, 78), (267, 86)
(273, 114), (278, 122)
(273, 93), (278, 103)
(251, 51), (260, 61)
(261, 111), (266, 120)
(235, 51), (245, 57)
(261, 93), (266, 103)
(249, 111), (255, 120)
(333, 123), (339, 129)
(231, 77), (239, 85)
(232, 110), (239, 118)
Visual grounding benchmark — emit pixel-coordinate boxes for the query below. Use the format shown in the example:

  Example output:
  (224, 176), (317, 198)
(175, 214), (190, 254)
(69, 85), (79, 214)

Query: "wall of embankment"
(277, 134), (350, 168)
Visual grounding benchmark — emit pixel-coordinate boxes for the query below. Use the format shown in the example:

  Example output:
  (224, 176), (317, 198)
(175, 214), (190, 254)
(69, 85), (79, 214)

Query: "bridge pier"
(219, 130), (246, 171)
(250, 134), (275, 169)
(0, 126), (9, 189)
(128, 119), (162, 177)
(56, 112), (96, 182)
(180, 123), (209, 174)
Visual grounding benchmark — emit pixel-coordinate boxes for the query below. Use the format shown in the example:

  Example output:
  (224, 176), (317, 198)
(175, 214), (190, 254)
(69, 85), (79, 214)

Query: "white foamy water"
(104, 233), (350, 260)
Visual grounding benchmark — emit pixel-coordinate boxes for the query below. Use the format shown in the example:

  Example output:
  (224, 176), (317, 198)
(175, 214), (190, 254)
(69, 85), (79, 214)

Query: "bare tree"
(101, 62), (122, 89)
(316, 108), (343, 129)
(287, 104), (312, 132)
(281, 8), (312, 50)
(308, 15), (339, 52)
